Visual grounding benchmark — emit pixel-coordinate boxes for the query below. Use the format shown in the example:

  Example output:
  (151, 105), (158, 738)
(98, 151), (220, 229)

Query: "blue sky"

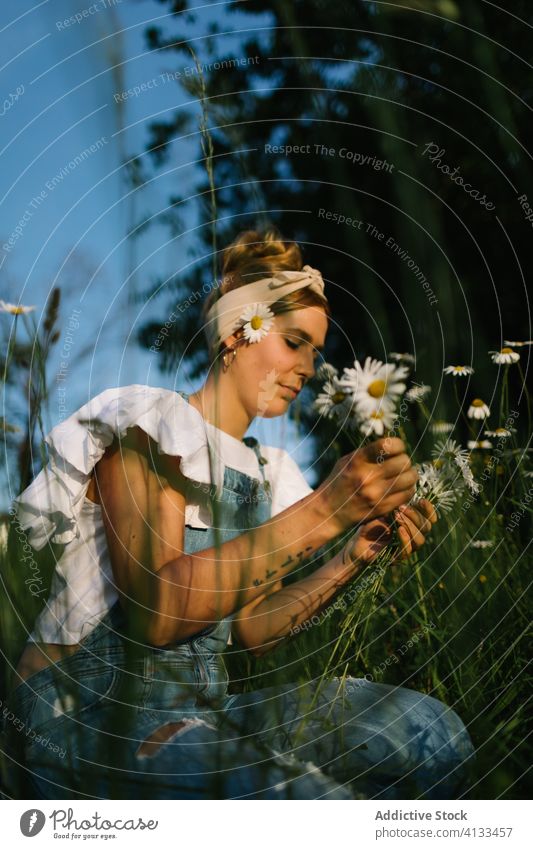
(1, 0), (318, 505)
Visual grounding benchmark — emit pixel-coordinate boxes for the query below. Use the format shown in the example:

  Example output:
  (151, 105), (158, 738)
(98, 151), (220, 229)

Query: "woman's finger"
(395, 512), (426, 549)
(396, 524), (413, 560)
(397, 504), (432, 535)
(416, 498), (438, 524)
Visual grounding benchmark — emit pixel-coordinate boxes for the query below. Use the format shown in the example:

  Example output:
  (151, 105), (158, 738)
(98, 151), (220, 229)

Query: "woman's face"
(228, 306), (329, 418)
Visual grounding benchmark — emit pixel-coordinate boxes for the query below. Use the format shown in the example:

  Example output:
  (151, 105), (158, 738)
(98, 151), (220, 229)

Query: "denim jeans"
(2, 397), (475, 799)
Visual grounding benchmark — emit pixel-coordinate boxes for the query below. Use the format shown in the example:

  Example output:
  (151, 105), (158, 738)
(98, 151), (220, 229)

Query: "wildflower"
(314, 378), (354, 421)
(479, 575), (488, 583)
(484, 428), (515, 438)
(0, 300), (36, 315)
(430, 420), (454, 435)
(468, 440), (493, 449)
(467, 399), (490, 419)
(432, 438), (470, 467)
(469, 540), (494, 549)
(405, 383), (431, 403)
(315, 362), (339, 382)
(413, 462), (457, 513)
(239, 303), (274, 343)
(340, 357), (409, 418)
(443, 365), (474, 376)
(359, 408), (396, 437)
(388, 352), (415, 365)
(489, 347), (520, 364)
(503, 339), (533, 347)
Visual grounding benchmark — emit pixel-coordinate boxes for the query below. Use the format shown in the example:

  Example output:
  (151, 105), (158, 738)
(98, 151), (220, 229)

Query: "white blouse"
(13, 385), (314, 645)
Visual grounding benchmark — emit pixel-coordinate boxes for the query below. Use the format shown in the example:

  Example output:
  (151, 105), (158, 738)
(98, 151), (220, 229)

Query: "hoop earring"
(222, 347), (237, 371)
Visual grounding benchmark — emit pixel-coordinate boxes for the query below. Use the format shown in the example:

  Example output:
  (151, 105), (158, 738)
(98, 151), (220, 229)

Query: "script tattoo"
(280, 546), (314, 568)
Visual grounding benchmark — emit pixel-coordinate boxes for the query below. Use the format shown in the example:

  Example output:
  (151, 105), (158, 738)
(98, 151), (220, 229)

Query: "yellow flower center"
(500, 347), (513, 354)
(367, 379), (387, 398)
(454, 366), (466, 371)
(479, 575), (487, 584)
(250, 315), (263, 330)
(331, 391), (346, 405)
(433, 459), (444, 469)
(370, 411), (385, 420)
(11, 306), (24, 314)
(472, 398), (485, 407)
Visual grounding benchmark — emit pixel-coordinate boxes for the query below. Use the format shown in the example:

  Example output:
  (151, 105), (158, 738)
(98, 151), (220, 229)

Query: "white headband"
(205, 264), (326, 352)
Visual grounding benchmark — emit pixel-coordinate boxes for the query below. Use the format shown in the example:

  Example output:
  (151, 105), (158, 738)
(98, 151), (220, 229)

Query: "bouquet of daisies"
(313, 354), (480, 518)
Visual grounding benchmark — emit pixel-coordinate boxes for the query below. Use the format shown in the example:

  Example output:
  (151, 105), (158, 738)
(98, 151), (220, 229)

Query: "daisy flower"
(468, 440), (493, 450)
(503, 339), (533, 347)
(359, 408), (396, 437)
(0, 300), (36, 315)
(239, 303), (274, 343)
(314, 378), (354, 421)
(431, 437), (470, 466)
(405, 383), (431, 403)
(469, 540), (494, 549)
(467, 399), (490, 419)
(430, 420), (454, 435)
(489, 347), (520, 364)
(388, 352), (415, 365)
(315, 362), (339, 382)
(443, 365), (474, 376)
(430, 438), (480, 495)
(412, 462), (457, 513)
(484, 428), (515, 439)
(340, 357), (409, 418)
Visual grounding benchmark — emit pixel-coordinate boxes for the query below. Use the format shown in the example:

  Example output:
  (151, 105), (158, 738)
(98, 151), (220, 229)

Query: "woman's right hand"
(316, 437), (419, 532)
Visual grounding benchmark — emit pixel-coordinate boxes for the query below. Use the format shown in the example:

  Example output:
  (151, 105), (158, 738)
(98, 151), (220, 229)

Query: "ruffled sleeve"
(12, 384), (259, 550)
(261, 445), (315, 516)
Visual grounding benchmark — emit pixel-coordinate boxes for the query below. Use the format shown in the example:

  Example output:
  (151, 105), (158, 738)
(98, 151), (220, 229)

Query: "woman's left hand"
(342, 499), (438, 567)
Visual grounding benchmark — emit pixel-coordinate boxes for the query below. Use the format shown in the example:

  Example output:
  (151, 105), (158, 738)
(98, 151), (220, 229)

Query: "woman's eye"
(285, 339), (299, 350)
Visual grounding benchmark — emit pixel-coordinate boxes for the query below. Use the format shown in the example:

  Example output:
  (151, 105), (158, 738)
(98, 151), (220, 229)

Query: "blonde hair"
(203, 228), (331, 361)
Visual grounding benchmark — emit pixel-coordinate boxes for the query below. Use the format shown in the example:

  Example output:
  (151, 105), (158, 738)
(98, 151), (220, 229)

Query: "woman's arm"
(94, 427), (419, 646)
(232, 501), (437, 656)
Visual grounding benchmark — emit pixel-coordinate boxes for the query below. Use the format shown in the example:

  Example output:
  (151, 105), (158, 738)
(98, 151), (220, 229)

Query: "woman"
(4, 230), (475, 800)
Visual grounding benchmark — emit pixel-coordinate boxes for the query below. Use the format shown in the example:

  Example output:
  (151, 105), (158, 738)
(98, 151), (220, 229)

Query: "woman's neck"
(188, 377), (253, 441)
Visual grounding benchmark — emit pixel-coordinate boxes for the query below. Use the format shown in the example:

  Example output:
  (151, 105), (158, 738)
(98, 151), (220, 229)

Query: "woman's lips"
(280, 384), (298, 398)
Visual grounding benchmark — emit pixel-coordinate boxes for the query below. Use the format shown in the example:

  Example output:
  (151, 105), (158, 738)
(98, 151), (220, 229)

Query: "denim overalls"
(2, 391), (475, 799)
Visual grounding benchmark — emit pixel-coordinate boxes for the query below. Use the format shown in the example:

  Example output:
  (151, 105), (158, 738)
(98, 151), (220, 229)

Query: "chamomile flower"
(412, 462), (457, 513)
(467, 399), (490, 419)
(359, 408), (396, 437)
(489, 347), (520, 364)
(0, 300), (36, 315)
(340, 357), (409, 418)
(315, 362), (339, 382)
(405, 383), (431, 403)
(431, 438), (470, 465)
(314, 379), (354, 421)
(484, 428), (515, 439)
(467, 440), (493, 450)
(430, 420), (454, 435)
(443, 365), (474, 377)
(389, 352), (415, 365)
(503, 340), (533, 347)
(430, 439), (480, 495)
(469, 539), (494, 549)
(239, 303), (274, 343)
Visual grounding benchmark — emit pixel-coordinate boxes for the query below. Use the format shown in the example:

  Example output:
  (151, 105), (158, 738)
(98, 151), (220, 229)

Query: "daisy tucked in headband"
(205, 264), (326, 356)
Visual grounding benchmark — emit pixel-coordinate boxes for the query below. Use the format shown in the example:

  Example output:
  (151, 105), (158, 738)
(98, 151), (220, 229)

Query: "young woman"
(5, 230), (475, 800)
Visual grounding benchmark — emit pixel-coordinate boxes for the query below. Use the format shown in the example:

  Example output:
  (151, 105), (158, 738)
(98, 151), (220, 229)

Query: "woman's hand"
(316, 437), (420, 534)
(342, 499), (438, 567)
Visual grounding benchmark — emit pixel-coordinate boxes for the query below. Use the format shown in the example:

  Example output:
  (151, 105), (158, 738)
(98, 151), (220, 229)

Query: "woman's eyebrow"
(285, 327), (325, 351)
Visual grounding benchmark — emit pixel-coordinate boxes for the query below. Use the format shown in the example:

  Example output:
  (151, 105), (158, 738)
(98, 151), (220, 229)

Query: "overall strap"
(242, 436), (271, 495)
